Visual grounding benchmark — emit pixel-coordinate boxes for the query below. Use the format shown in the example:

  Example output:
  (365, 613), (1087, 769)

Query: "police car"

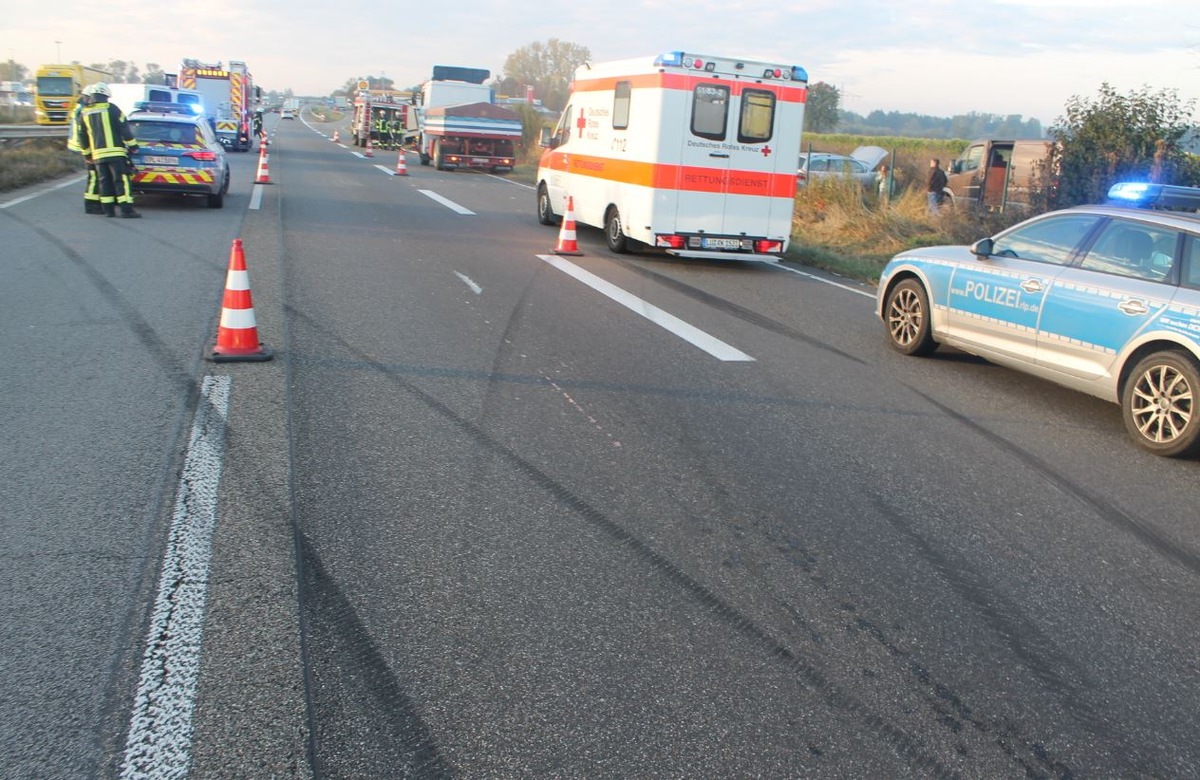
(126, 103), (231, 208)
(877, 182), (1200, 457)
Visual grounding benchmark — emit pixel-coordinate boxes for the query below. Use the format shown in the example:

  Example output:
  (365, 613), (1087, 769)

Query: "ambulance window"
(692, 84), (729, 141)
(555, 106), (573, 147)
(613, 81), (631, 130)
(738, 89), (774, 144)
(149, 88), (172, 102)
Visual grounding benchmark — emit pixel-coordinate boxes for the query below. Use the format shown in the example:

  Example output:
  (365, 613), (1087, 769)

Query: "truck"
(414, 66), (521, 172)
(178, 59), (260, 151)
(34, 64), (111, 125)
(944, 139), (1055, 211)
(350, 90), (412, 150)
(536, 51), (807, 260)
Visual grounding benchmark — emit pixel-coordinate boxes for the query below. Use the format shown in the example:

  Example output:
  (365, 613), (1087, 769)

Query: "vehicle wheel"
(207, 168), (229, 208)
(434, 143), (446, 170)
(1121, 351), (1200, 458)
(883, 278), (938, 356)
(536, 184), (558, 226)
(604, 206), (629, 253)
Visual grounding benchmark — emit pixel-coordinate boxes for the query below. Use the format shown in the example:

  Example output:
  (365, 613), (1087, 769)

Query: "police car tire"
(1121, 350), (1200, 458)
(605, 207), (629, 254)
(884, 278), (938, 356)
(536, 184), (558, 226)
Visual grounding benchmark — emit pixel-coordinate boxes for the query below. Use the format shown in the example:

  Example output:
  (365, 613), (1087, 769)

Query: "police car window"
(991, 214), (1100, 266)
(612, 81), (631, 130)
(1080, 221), (1177, 283)
(1182, 235), (1200, 290)
(692, 84), (729, 141)
(737, 88), (774, 143)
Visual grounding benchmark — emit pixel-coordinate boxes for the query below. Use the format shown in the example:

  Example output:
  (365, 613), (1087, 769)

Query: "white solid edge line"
(0, 175), (86, 209)
(119, 375), (231, 780)
(538, 254), (754, 362)
(762, 260), (876, 299)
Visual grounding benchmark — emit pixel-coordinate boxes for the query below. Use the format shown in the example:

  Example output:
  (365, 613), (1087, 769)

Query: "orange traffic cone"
(553, 196), (583, 255)
(255, 146), (271, 184)
(394, 150), (408, 176)
(332, 129), (340, 143)
(365, 136), (374, 158)
(205, 239), (273, 362)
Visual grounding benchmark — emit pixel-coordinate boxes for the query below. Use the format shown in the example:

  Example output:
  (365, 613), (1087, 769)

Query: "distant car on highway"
(798, 146), (887, 187)
(126, 107), (230, 209)
(877, 182), (1200, 457)
(280, 110), (295, 120)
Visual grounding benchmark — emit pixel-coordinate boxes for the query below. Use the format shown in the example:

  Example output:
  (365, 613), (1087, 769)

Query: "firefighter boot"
(119, 205), (142, 219)
(104, 204), (117, 217)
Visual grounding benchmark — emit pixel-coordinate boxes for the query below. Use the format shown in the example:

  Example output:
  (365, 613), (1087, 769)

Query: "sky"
(5, 0), (1199, 127)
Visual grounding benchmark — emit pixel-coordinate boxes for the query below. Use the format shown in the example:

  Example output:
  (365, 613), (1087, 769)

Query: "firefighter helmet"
(90, 82), (111, 97)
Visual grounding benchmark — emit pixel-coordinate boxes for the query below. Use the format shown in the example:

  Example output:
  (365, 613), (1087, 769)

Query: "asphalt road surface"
(3, 113), (1199, 779)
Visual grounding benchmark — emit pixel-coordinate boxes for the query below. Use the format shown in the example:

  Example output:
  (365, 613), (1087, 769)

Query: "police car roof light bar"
(1107, 181), (1200, 212)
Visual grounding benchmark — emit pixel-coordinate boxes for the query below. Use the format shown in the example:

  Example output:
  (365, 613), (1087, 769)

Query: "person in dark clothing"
(78, 83), (141, 218)
(927, 158), (948, 215)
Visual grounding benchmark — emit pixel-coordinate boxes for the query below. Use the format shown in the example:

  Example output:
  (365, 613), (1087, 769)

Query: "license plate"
(471, 157), (489, 164)
(701, 237), (742, 249)
(144, 155), (174, 165)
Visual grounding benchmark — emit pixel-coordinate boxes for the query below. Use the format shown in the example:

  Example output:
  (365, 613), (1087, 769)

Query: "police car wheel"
(605, 208), (629, 254)
(1121, 351), (1200, 458)
(536, 184), (558, 226)
(884, 278), (937, 356)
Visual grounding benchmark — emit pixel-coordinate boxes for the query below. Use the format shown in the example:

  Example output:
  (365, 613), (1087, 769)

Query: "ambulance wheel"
(883, 277), (937, 356)
(604, 207), (629, 254)
(537, 184), (558, 226)
(1121, 350), (1200, 458)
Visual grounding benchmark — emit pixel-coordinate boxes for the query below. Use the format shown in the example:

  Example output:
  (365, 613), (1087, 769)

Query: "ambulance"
(536, 51), (807, 259)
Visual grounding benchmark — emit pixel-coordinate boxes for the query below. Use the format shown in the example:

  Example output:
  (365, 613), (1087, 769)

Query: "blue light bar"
(655, 51), (685, 67)
(1107, 181), (1200, 211)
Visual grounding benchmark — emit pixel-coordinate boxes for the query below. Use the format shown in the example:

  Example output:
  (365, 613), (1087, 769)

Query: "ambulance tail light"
(755, 239), (784, 254)
(655, 234), (686, 249)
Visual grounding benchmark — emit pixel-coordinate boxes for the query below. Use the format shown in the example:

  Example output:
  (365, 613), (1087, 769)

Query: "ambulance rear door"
(673, 73), (736, 241)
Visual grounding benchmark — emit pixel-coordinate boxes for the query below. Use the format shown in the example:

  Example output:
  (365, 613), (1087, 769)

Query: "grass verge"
(0, 140), (85, 193)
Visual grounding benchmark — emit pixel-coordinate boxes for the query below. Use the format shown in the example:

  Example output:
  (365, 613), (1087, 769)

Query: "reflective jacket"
(67, 100), (89, 153)
(80, 98), (138, 161)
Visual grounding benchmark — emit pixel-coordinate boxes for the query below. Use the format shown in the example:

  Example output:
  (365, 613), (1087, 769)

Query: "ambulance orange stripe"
(571, 72), (807, 103)
(540, 153), (797, 198)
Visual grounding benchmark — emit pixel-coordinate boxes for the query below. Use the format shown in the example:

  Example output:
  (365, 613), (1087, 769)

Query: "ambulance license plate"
(144, 156), (174, 165)
(701, 237), (742, 249)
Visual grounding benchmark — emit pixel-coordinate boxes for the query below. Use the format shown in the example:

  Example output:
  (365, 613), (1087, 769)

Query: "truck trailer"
(414, 66), (521, 173)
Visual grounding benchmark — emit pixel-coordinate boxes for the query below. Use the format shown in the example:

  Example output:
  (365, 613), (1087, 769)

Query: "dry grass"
(0, 140), (84, 192)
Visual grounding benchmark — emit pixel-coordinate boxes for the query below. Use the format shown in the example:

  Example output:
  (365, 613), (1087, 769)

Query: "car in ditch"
(876, 182), (1200, 457)
(126, 105), (231, 209)
(798, 146), (888, 188)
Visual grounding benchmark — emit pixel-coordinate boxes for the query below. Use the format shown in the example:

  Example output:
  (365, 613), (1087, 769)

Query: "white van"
(106, 83), (205, 117)
(536, 51), (807, 259)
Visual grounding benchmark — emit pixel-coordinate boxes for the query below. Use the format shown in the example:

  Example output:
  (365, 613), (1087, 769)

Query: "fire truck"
(350, 89), (414, 150)
(178, 59), (260, 151)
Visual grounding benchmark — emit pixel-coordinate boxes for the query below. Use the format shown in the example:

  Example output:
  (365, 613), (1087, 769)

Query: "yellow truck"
(35, 64), (112, 125)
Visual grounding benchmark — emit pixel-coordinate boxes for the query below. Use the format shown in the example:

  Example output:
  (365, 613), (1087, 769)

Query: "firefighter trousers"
(95, 157), (135, 208)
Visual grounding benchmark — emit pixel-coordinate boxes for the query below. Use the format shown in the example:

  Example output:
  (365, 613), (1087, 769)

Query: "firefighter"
(390, 113), (404, 150)
(79, 83), (141, 218)
(69, 85), (103, 214)
(374, 111), (386, 147)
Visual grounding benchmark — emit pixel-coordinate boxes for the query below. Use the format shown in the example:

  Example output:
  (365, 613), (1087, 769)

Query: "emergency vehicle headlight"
(655, 52), (685, 68)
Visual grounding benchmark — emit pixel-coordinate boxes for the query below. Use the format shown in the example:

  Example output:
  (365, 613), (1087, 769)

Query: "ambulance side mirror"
(540, 126), (557, 149)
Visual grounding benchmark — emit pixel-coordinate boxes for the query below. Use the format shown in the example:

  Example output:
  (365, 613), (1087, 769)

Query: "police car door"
(1036, 219), (1180, 380)
(947, 213), (1100, 361)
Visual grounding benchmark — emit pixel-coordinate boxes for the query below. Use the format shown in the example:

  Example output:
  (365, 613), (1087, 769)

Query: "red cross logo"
(761, 145), (773, 157)
(576, 114), (587, 138)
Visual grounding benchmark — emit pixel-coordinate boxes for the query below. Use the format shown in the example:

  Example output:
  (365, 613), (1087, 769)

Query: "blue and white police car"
(877, 183), (1200, 457)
